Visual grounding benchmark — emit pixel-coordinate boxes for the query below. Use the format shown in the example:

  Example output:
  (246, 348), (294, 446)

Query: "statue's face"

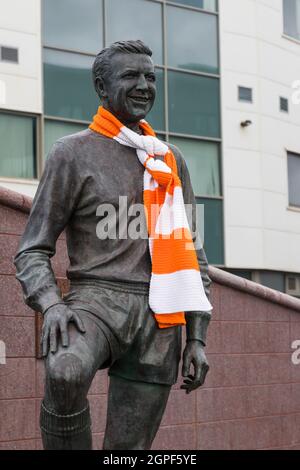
(100, 52), (156, 124)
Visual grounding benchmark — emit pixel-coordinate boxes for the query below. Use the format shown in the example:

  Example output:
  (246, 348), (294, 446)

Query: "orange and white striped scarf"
(90, 106), (212, 328)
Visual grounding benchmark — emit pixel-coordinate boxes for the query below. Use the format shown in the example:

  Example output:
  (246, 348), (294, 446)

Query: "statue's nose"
(136, 74), (148, 91)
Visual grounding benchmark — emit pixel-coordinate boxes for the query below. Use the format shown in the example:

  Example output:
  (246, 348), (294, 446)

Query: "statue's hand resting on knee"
(41, 304), (86, 356)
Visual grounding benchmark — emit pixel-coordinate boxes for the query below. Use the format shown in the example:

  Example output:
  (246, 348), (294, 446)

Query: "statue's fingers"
(180, 384), (190, 391)
(183, 379), (193, 385)
(182, 357), (191, 378)
(59, 321), (69, 348)
(40, 325), (45, 345)
(199, 362), (209, 385)
(184, 375), (201, 391)
(42, 328), (49, 357)
(72, 313), (86, 333)
(50, 325), (58, 354)
(180, 384), (192, 394)
(193, 358), (203, 383)
(188, 362), (209, 390)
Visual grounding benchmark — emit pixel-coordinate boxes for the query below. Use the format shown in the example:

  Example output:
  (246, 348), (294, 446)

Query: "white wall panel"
(263, 230), (300, 272)
(0, 72), (40, 113)
(220, 0), (300, 272)
(0, 0), (41, 113)
(261, 153), (287, 195)
(224, 148), (262, 190)
(0, 30), (40, 78)
(226, 187), (263, 228)
(226, 227), (264, 268)
(0, 0), (40, 34)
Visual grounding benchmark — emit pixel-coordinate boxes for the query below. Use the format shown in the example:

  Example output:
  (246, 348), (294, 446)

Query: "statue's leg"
(103, 376), (171, 450)
(40, 311), (110, 450)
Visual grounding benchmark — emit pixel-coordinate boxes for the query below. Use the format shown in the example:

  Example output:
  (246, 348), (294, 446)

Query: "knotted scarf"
(90, 106), (212, 328)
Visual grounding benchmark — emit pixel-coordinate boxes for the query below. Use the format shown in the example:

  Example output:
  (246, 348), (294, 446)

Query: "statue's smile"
(128, 95), (150, 104)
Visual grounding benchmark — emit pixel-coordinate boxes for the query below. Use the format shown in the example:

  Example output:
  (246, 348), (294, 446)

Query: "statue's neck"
(126, 122), (142, 134)
(102, 104), (142, 135)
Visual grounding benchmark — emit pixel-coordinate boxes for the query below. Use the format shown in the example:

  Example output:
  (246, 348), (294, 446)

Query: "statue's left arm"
(172, 147), (213, 393)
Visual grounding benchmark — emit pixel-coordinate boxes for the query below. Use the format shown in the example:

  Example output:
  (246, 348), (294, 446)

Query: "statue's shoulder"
(56, 128), (97, 150)
(48, 128), (109, 162)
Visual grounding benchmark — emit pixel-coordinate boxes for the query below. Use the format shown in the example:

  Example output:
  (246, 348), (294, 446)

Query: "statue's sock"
(40, 400), (92, 450)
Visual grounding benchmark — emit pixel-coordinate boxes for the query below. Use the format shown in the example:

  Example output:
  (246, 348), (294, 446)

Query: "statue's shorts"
(63, 279), (182, 386)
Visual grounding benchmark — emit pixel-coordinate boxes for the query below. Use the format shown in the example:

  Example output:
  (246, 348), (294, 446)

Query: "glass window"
(1, 46), (18, 63)
(168, 71), (220, 137)
(280, 97), (289, 112)
(169, 137), (220, 196)
(288, 151), (300, 207)
(238, 86), (252, 102)
(225, 269), (252, 280)
(43, 0), (103, 54)
(146, 68), (165, 131)
(44, 49), (99, 121)
(106, 0), (163, 65)
(260, 271), (285, 293)
(283, 0), (300, 41)
(44, 120), (87, 159)
(168, 0), (218, 11)
(196, 197), (224, 265)
(167, 6), (218, 73)
(0, 113), (36, 179)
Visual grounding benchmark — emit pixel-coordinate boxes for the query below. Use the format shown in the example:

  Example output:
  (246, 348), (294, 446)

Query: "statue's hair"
(92, 40), (153, 94)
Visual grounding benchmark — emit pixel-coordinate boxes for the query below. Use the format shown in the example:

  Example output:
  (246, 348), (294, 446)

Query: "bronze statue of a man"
(14, 40), (212, 450)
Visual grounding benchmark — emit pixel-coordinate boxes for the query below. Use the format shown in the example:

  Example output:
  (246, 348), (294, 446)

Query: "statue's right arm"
(14, 141), (85, 354)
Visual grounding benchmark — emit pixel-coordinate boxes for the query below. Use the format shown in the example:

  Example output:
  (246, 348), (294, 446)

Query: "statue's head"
(92, 40), (156, 125)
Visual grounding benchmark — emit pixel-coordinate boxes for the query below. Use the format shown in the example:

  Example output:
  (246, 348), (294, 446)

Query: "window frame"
(282, 0), (300, 43)
(238, 86), (253, 103)
(169, 135), (222, 198)
(42, 0), (221, 144)
(42, 0), (105, 56)
(1, 2), (223, 221)
(166, 3), (219, 74)
(280, 96), (289, 113)
(287, 150), (300, 209)
(8, 0), (222, 264)
(0, 109), (40, 180)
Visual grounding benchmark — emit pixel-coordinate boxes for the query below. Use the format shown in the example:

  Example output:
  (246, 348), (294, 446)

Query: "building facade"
(219, 0), (300, 294)
(0, 0), (299, 294)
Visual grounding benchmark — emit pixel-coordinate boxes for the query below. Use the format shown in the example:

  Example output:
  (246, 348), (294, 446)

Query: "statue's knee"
(46, 353), (88, 411)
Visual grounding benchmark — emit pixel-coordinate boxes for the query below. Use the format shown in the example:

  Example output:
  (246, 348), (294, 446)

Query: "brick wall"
(1, 186), (300, 450)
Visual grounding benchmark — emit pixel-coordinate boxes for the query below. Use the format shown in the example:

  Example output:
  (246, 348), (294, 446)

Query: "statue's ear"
(95, 77), (107, 99)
